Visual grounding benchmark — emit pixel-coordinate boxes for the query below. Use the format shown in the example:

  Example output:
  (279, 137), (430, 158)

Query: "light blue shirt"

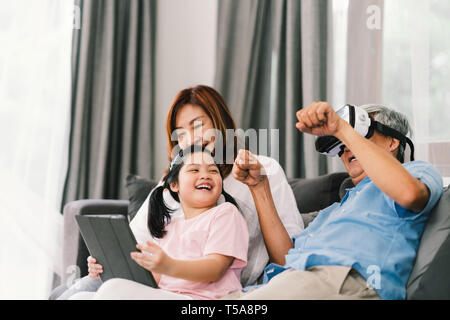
(263, 161), (443, 300)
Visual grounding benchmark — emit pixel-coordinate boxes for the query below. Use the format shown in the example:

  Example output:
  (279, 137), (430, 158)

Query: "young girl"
(75, 145), (249, 300)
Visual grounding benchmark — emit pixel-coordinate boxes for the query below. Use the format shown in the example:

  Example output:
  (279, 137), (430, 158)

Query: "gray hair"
(359, 104), (413, 163)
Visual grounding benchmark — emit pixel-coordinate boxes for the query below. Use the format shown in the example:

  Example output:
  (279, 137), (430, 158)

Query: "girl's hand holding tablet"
(87, 256), (103, 279)
(131, 241), (172, 275)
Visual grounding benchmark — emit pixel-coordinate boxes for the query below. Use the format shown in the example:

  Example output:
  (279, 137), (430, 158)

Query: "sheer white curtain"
(382, 0), (450, 184)
(0, 0), (73, 299)
(327, 0), (349, 173)
(331, 0), (450, 184)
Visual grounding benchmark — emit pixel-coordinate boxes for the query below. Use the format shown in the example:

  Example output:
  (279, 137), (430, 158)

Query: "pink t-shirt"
(154, 202), (249, 300)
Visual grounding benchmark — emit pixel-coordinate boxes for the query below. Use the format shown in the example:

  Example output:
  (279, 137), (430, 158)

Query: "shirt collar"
(340, 176), (371, 206)
(354, 176), (371, 189)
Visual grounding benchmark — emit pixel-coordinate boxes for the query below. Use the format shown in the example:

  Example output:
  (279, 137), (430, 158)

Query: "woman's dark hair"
(148, 144), (239, 238)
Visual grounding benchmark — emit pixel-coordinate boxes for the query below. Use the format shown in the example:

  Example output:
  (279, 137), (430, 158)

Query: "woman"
(130, 85), (303, 287)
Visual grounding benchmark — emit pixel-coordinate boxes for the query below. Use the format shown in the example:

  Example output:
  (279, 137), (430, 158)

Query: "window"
(383, 0), (450, 141)
(331, 0), (450, 180)
(382, 0), (450, 178)
(0, 0), (74, 298)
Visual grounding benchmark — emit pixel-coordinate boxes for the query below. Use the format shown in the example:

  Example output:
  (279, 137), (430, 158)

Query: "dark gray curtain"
(215, 0), (330, 179)
(61, 0), (157, 209)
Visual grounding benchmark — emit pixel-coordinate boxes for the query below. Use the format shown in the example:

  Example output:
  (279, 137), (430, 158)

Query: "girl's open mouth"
(195, 183), (213, 191)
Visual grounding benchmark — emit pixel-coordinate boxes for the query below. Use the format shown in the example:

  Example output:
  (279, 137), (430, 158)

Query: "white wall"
(154, 0), (218, 178)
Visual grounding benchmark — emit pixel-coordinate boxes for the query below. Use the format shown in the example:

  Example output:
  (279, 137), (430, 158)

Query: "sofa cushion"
(288, 172), (350, 213)
(406, 185), (450, 299)
(125, 174), (158, 221)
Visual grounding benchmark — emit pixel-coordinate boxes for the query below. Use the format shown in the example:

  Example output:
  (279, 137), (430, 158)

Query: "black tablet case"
(75, 214), (157, 288)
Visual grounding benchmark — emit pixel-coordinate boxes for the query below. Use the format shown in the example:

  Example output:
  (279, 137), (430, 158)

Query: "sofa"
(58, 172), (450, 300)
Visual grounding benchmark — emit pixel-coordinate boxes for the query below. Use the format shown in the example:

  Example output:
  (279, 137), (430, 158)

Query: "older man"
(230, 102), (443, 300)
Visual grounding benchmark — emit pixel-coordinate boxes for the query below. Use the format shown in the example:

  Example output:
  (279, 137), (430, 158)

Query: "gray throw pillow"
(125, 174), (158, 221)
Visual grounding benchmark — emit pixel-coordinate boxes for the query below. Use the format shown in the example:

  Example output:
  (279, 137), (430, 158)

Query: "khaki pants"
(223, 266), (380, 300)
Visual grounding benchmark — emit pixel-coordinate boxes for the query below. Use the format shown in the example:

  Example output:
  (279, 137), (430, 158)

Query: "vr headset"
(315, 104), (415, 162)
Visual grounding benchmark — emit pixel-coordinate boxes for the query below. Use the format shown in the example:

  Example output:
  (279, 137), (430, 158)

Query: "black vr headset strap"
(348, 105), (356, 128)
(373, 121), (415, 162)
(336, 105), (356, 157)
(319, 105), (356, 157)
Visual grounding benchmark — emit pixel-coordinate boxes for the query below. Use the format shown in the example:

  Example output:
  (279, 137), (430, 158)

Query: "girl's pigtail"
(222, 190), (240, 212)
(148, 185), (174, 238)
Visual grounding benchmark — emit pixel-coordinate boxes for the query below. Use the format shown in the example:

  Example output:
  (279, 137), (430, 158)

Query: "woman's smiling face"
(174, 104), (215, 150)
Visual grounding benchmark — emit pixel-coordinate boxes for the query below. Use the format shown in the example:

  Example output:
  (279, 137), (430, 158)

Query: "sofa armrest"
(62, 199), (129, 283)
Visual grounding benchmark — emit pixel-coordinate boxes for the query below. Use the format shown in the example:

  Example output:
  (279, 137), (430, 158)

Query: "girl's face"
(170, 152), (223, 210)
(174, 104), (215, 150)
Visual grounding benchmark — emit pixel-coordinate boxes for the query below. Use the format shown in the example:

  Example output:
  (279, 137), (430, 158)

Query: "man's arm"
(335, 121), (430, 212)
(296, 102), (430, 213)
(232, 150), (293, 265)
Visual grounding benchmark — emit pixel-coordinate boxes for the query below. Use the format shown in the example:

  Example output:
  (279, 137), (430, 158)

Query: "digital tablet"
(75, 214), (158, 288)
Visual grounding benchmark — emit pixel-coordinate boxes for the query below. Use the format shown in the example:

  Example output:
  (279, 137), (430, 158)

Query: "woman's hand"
(131, 241), (173, 275)
(87, 256), (103, 279)
(232, 149), (266, 187)
(295, 101), (345, 137)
